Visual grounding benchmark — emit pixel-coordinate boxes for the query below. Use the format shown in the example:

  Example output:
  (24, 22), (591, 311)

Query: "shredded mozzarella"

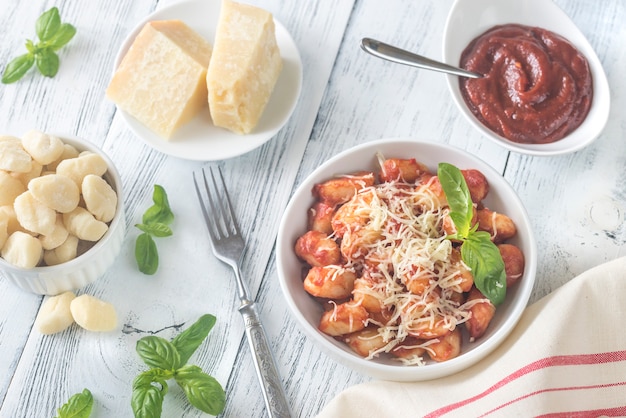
(336, 178), (475, 363)
(491, 210), (498, 240)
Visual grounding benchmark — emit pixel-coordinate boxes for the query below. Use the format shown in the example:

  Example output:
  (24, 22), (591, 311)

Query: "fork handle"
(239, 301), (292, 418)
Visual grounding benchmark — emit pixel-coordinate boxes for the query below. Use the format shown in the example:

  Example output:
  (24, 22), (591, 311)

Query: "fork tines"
(193, 166), (241, 240)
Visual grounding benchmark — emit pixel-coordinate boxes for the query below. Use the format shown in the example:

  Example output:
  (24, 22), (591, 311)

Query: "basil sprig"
(438, 162), (507, 305)
(132, 314), (226, 418)
(134, 185), (174, 275)
(55, 388), (93, 418)
(2, 7), (76, 84)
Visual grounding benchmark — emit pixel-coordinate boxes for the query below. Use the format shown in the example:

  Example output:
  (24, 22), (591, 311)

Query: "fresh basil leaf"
(36, 7), (61, 42)
(135, 232), (159, 275)
(461, 231), (507, 305)
(1, 53), (34, 84)
(55, 388), (93, 418)
(136, 336), (181, 370)
(35, 48), (59, 77)
(438, 162), (473, 238)
(25, 39), (37, 54)
(131, 372), (169, 418)
(448, 211), (469, 239)
(142, 185), (174, 226)
(135, 222), (173, 238)
(5, 7), (74, 84)
(171, 314), (216, 367)
(174, 365), (226, 416)
(133, 369), (173, 390)
(47, 23), (77, 51)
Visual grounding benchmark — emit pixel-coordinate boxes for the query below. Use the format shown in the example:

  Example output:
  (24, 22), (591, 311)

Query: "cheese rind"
(207, 0), (283, 134)
(106, 20), (212, 139)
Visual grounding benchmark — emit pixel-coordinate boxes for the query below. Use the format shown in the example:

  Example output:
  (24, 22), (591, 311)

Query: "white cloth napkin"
(316, 257), (626, 417)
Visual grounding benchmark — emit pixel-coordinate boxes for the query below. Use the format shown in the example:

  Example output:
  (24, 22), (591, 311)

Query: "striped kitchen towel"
(316, 256), (626, 417)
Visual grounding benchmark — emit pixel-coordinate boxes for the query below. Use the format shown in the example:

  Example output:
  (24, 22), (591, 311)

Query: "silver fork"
(193, 167), (292, 418)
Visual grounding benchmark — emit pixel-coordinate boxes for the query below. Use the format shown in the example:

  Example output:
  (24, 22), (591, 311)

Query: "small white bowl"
(443, 0), (610, 156)
(0, 135), (125, 296)
(276, 138), (537, 381)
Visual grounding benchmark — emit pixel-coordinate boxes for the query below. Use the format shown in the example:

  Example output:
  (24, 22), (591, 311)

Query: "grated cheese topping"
(340, 178), (477, 364)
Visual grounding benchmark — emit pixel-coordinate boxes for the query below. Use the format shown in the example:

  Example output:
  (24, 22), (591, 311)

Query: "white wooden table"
(0, 0), (624, 417)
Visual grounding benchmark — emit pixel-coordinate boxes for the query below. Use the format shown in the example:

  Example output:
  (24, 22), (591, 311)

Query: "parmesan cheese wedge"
(207, 0), (283, 134)
(106, 20), (212, 139)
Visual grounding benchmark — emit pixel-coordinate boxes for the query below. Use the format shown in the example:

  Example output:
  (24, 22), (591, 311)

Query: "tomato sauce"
(459, 24), (593, 144)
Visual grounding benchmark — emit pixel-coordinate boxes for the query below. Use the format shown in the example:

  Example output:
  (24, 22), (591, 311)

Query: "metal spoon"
(361, 37), (482, 78)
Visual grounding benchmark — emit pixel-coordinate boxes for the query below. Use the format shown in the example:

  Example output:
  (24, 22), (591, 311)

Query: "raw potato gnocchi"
(14, 191), (57, 236)
(0, 136), (32, 173)
(35, 292), (118, 334)
(28, 174), (80, 213)
(39, 215), (69, 250)
(0, 205), (27, 235)
(70, 294), (118, 332)
(0, 171), (26, 206)
(0, 130), (119, 269)
(35, 291), (76, 335)
(56, 152), (108, 187)
(1, 231), (43, 268)
(21, 130), (64, 165)
(82, 174), (117, 223)
(63, 207), (108, 241)
(43, 235), (79, 266)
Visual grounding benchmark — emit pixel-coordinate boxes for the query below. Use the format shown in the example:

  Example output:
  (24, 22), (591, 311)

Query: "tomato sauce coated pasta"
(294, 156), (525, 365)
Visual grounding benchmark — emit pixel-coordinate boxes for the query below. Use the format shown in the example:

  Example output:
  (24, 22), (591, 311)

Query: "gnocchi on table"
(35, 291), (118, 334)
(0, 130), (118, 269)
(294, 156), (524, 365)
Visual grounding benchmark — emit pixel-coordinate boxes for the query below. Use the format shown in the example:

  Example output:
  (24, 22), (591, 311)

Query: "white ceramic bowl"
(443, 0), (610, 156)
(0, 135), (125, 295)
(276, 138), (537, 381)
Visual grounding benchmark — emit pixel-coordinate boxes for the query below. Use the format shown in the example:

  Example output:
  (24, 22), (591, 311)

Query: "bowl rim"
(0, 134), (125, 277)
(276, 137), (537, 381)
(442, 0), (611, 156)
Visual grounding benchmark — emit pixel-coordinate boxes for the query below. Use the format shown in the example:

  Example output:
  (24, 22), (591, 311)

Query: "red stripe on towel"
(481, 381), (626, 417)
(423, 350), (626, 418)
(534, 404), (626, 417)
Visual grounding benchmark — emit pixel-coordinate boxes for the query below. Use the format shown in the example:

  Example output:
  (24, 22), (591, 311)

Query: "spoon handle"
(361, 37), (482, 78)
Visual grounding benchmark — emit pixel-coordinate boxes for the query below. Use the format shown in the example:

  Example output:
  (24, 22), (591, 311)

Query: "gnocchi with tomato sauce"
(0, 130), (118, 269)
(294, 155), (524, 365)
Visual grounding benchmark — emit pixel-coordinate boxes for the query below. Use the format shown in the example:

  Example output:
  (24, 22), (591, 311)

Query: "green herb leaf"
(461, 231), (507, 305)
(131, 315), (223, 417)
(36, 7), (61, 42)
(438, 162), (473, 238)
(136, 336), (181, 370)
(135, 222), (173, 238)
(55, 388), (93, 418)
(35, 48), (59, 77)
(134, 185), (174, 274)
(171, 314), (216, 367)
(174, 365), (226, 415)
(438, 162), (507, 306)
(142, 185), (174, 226)
(131, 371), (169, 418)
(1, 54), (34, 84)
(135, 232), (159, 275)
(133, 368), (173, 390)
(25, 39), (37, 54)
(3, 7), (74, 84)
(47, 23), (77, 51)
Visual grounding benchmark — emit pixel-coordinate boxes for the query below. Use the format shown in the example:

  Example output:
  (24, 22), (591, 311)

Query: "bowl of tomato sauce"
(443, 0), (610, 156)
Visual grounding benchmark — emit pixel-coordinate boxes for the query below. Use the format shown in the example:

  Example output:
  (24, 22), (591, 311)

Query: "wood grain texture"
(0, 0), (624, 417)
